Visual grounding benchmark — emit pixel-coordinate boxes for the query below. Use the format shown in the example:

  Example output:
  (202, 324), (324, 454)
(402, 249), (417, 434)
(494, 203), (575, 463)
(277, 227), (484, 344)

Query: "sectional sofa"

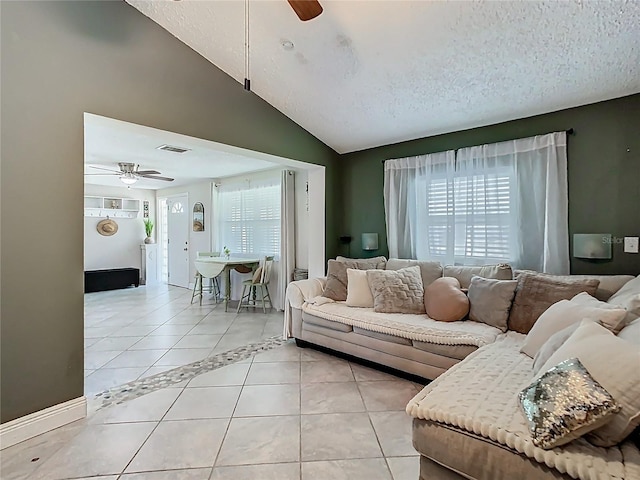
(284, 257), (640, 480)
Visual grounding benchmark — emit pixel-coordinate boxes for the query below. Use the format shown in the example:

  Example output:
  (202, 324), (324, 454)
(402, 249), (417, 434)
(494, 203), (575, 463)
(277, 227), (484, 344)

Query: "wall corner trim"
(0, 397), (87, 450)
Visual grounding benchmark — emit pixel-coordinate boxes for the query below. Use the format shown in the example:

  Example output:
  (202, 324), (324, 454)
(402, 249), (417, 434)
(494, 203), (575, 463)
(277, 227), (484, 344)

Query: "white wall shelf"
(84, 196), (140, 219)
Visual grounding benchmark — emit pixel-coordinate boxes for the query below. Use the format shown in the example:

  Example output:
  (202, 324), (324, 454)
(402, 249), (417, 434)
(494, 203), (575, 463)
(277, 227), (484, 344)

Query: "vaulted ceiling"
(126, 0), (640, 154)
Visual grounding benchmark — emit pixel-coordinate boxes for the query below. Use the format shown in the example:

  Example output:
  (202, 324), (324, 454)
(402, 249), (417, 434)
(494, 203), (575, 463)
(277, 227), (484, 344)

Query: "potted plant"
(223, 246), (231, 259)
(143, 218), (155, 244)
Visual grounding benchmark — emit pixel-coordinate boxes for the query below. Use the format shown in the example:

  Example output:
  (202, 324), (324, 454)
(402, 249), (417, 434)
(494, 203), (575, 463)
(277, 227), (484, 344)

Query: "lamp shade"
(362, 233), (379, 251)
(573, 234), (612, 259)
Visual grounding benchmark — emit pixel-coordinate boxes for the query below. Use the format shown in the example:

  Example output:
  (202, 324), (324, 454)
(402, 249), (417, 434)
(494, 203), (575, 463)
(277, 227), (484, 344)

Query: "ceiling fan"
(85, 162), (174, 185)
(287, 0), (323, 21)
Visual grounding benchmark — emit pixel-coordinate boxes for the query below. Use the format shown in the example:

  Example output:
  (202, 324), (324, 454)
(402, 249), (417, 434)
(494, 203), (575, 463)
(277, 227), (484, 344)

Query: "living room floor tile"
(110, 325), (159, 337)
(149, 324), (195, 336)
(120, 468), (213, 479)
(164, 386), (242, 420)
(300, 382), (365, 414)
(103, 349), (169, 368)
(172, 334), (222, 349)
(29, 423), (155, 480)
(234, 384), (300, 417)
(358, 381), (420, 412)
(85, 367), (149, 395)
(245, 361), (300, 385)
(154, 348), (212, 366)
(386, 456), (420, 480)
(187, 363), (250, 387)
(216, 416), (300, 466)
(302, 459), (392, 480)
(210, 463), (300, 480)
(126, 419), (229, 472)
(301, 360), (355, 383)
(253, 344), (302, 362)
(300, 413), (383, 461)
(129, 335), (183, 350)
(86, 336), (143, 352)
(350, 363), (399, 382)
(85, 350), (122, 370)
(89, 388), (182, 424)
(369, 411), (416, 457)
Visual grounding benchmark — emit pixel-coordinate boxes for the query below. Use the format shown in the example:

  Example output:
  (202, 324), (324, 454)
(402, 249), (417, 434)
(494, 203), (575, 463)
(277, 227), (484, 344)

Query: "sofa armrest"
(283, 277), (326, 339)
(286, 277), (327, 309)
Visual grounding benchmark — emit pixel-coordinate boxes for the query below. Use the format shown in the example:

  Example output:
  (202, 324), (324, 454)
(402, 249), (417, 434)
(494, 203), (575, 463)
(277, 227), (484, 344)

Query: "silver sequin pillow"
(518, 358), (619, 450)
(366, 266), (426, 314)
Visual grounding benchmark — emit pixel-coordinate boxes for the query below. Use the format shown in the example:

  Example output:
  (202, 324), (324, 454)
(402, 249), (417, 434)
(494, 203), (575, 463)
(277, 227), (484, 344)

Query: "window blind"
(425, 170), (513, 263)
(219, 184), (281, 257)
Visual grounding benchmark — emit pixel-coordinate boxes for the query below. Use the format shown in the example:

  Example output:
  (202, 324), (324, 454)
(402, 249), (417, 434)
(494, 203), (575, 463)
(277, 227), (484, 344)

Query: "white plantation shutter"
(218, 182), (281, 257)
(385, 132), (568, 273)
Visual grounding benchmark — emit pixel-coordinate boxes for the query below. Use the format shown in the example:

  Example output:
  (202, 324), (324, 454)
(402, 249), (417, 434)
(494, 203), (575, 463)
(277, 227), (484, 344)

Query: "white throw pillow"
(520, 292), (627, 358)
(607, 275), (640, 324)
(538, 320), (640, 447)
(346, 268), (374, 308)
(617, 317), (640, 346)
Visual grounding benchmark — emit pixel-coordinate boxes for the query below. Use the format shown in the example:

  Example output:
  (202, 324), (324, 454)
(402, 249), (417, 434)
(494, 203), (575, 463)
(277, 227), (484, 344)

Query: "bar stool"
(237, 256), (274, 313)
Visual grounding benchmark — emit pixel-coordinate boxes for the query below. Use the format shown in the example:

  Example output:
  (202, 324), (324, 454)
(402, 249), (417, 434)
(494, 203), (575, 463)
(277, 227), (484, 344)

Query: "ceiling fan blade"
(135, 170), (161, 175)
(84, 173), (119, 176)
(287, 0), (323, 21)
(139, 174), (174, 182)
(87, 165), (122, 173)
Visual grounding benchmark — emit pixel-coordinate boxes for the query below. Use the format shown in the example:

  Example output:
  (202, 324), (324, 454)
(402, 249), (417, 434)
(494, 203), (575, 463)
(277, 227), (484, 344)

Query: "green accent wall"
(0, 1), (340, 423)
(340, 94), (640, 276)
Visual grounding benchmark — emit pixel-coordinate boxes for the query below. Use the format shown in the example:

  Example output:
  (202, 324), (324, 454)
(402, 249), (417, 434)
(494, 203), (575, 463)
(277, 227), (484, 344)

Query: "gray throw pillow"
(507, 273), (599, 334)
(467, 276), (518, 332)
(443, 264), (513, 289)
(335, 256), (387, 270)
(386, 259), (443, 289)
(366, 266), (426, 314)
(322, 257), (387, 301)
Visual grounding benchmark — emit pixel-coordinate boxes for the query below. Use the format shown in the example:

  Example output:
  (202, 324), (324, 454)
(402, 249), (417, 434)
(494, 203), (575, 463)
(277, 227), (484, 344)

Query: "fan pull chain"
(244, 0), (251, 91)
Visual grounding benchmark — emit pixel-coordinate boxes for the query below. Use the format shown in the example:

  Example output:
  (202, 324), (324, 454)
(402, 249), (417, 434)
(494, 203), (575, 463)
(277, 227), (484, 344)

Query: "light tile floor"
(84, 284), (283, 395)
(1, 342), (424, 480)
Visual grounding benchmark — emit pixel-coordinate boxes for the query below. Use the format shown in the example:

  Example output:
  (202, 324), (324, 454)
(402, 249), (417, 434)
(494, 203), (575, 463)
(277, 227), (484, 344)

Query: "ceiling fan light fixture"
(120, 174), (138, 185)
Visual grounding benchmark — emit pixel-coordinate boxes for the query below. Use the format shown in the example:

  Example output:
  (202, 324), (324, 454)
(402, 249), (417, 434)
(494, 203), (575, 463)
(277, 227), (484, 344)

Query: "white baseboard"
(0, 396), (87, 450)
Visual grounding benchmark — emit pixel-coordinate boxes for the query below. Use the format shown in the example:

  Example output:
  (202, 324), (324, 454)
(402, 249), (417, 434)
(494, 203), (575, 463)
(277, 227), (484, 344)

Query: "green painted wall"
(0, 1), (340, 423)
(340, 94), (640, 276)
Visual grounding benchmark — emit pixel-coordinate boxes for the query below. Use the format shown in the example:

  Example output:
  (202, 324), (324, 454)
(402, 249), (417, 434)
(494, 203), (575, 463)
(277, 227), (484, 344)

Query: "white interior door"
(167, 194), (190, 288)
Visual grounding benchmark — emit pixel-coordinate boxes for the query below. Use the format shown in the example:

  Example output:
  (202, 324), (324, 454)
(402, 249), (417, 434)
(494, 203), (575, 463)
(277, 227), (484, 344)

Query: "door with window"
(167, 194), (190, 288)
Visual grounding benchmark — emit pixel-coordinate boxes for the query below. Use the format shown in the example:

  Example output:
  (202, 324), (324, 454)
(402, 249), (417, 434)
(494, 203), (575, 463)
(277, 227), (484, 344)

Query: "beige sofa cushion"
(468, 276), (518, 332)
(386, 258), (443, 288)
(507, 273), (599, 334)
(367, 266), (426, 314)
(336, 256), (387, 269)
(444, 264), (513, 289)
(520, 293), (627, 358)
(531, 322), (581, 375)
(345, 268), (374, 308)
(618, 317), (640, 346)
(352, 326), (412, 345)
(538, 320), (640, 447)
(323, 257), (387, 301)
(424, 277), (469, 322)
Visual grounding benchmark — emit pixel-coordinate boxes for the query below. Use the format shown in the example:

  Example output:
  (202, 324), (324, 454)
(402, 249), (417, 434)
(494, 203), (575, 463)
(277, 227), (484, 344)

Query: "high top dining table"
(195, 256), (260, 311)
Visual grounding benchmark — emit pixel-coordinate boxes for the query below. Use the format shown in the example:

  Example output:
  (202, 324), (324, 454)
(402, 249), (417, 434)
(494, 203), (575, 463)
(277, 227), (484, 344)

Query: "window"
(424, 170), (514, 264)
(218, 183), (280, 257)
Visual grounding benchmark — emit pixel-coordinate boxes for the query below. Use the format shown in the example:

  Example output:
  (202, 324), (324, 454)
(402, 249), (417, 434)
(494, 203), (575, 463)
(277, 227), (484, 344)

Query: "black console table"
(85, 268), (140, 293)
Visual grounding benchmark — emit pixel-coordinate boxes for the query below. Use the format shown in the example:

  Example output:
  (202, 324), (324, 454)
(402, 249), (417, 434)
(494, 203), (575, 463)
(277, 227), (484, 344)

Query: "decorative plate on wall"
(193, 202), (204, 232)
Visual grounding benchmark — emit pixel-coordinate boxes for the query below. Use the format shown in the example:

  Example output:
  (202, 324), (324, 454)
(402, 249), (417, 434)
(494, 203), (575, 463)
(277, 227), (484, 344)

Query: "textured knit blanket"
(406, 333), (640, 480)
(302, 301), (501, 347)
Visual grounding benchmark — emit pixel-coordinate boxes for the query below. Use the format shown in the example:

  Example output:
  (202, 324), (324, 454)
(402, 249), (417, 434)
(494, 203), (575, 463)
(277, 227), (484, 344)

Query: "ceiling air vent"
(157, 144), (191, 154)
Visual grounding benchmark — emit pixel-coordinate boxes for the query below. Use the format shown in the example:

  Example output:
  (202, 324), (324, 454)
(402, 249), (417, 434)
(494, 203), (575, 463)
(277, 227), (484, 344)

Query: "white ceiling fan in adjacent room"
(85, 162), (175, 186)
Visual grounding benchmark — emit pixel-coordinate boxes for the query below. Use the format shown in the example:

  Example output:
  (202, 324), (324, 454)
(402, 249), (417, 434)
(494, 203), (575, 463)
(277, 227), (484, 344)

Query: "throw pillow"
(467, 276), (518, 332)
(507, 273), (599, 334)
(443, 264), (513, 289)
(322, 260), (349, 301)
(531, 322), (583, 375)
(424, 277), (469, 322)
(519, 357), (619, 450)
(366, 266), (426, 314)
(520, 293), (627, 358)
(336, 256), (388, 270)
(538, 320), (640, 447)
(346, 268), (374, 308)
(617, 317), (640, 346)
(386, 259), (443, 288)
(607, 275), (640, 324)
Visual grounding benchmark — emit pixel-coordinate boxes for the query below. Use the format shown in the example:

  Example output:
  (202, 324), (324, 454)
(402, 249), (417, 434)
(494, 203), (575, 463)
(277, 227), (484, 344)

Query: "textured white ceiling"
(126, 0), (640, 153)
(84, 114), (280, 190)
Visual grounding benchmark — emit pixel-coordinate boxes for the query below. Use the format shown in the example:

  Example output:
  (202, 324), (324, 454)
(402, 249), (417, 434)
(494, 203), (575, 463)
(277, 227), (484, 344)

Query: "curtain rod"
(381, 129), (574, 164)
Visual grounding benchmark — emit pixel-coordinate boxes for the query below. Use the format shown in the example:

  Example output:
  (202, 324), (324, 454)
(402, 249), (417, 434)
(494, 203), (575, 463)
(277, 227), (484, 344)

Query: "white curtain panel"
(279, 170), (296, 311)
(384, 132), (569, 274)
(384, 150), (456, 259)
